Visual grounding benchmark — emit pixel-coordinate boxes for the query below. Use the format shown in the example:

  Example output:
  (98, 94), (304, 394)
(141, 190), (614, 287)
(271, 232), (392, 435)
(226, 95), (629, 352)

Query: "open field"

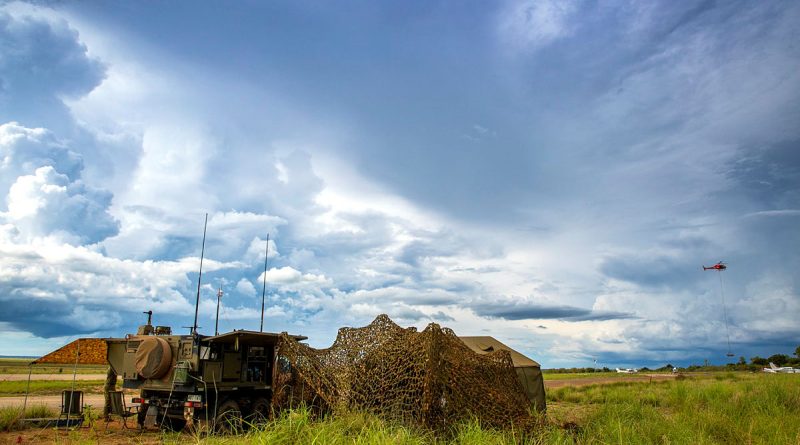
(544, 373), (678, 388)
(1, 372), (798, 444)
(0, 380), (105, 396)
(0, 359), (108, 376)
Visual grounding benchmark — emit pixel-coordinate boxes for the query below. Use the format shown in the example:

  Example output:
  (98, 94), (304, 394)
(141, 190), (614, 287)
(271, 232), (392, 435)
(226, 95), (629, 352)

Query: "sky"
(0, 0), (798, 368)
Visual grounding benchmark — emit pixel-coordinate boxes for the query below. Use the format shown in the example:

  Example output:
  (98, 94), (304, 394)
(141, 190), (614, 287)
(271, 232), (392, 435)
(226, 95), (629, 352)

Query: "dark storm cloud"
(600, 255), (705, 289)
(474, 302), (636, 322)
(0, 10), (105, 129)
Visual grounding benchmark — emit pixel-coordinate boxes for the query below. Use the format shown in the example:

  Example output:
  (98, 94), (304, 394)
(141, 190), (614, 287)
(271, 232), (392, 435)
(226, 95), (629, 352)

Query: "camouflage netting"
(32, 338), (108, 365)
(272, 315), (534, 431)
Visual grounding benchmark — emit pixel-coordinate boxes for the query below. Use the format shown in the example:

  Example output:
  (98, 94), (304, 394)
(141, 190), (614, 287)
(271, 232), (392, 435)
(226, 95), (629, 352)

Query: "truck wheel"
(215, 400), (243, 434)
(247, 397), (271, 427)
(161, 416), (187, 431)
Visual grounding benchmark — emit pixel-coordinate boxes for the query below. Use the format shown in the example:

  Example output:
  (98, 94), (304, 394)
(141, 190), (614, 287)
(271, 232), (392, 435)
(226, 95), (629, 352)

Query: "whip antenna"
(192, 213), (208, 335)
(260, 233), (269, 332)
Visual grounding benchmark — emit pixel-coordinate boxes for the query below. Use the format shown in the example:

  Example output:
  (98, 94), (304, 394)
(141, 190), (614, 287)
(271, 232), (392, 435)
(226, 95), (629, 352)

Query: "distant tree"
(768, 354), (790, 366)
(795, 345), (800, 358)
(738, 356), (746, 365)
(751, 356), (768, 366)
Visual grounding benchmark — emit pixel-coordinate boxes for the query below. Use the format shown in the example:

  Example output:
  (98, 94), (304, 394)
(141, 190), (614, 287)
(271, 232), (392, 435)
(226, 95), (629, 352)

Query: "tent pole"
(22, 364), (32, 415)
(65, 339), (81, 428)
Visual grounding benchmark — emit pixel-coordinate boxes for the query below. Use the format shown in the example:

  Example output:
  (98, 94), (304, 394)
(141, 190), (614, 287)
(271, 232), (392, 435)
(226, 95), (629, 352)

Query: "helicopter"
(702, 261), (727, 271)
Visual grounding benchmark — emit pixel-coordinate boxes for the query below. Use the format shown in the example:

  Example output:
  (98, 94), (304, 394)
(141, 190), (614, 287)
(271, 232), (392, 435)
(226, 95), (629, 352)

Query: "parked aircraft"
(763, 362), (800, 373)
(616, 368), (638, 374)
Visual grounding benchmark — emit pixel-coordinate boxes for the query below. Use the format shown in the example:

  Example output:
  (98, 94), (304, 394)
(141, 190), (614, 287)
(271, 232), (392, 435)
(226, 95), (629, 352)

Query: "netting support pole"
(22, 364), (32, 415)
(64, 339), (81, 429)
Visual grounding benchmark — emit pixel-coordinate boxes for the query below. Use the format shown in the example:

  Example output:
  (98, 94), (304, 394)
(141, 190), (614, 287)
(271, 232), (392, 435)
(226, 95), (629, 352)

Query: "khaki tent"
(459, 336), (546, 411)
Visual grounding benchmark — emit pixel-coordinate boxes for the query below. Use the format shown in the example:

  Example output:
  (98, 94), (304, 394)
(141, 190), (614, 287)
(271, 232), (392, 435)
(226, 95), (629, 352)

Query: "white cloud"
(5, 165), (118, 244)
(0, 230), (245, 337)
(259, 266), (332, 291)
(235, 278), (256, 297)
(498, 0), (578, 52)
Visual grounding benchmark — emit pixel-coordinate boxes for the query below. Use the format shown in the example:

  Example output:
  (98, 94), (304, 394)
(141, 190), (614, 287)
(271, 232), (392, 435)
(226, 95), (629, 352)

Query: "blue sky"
(0, 0), (798, 368)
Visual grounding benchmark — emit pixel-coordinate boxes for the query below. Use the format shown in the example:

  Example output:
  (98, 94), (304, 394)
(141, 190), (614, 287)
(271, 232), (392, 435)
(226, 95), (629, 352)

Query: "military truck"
(106, 316), (306, 431)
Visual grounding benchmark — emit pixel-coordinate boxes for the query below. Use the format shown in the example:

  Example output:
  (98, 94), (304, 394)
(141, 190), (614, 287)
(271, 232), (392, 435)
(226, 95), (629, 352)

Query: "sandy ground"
(0, 374), (107, 382)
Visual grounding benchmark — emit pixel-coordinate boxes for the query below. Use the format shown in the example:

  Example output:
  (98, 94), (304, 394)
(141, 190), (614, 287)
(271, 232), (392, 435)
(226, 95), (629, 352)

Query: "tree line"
(544, 346), (800, 373)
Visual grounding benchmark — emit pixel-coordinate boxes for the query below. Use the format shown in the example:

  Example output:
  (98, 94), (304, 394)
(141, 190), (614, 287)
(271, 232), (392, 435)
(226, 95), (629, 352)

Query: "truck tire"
(247, 397), (271, 427)
(215, 399), (243, 434)
(134, 337), (172, 379)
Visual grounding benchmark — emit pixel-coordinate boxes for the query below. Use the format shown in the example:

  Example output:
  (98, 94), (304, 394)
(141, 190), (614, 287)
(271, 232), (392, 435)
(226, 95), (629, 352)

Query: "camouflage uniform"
(103, 366), (117, 419)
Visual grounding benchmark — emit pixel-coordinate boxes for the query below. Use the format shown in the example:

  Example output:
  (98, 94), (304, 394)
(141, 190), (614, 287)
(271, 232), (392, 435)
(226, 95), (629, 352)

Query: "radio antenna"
(192, 213), (208, 336)
(260, 233), (269, 332)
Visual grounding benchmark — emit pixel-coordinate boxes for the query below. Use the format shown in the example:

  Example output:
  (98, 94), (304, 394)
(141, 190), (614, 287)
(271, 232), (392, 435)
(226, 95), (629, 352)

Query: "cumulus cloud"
(0, 229), (243, 337)
(0, 122), (83, 193)
(259, 266), (332, 292)
(0, 9), (105, 127)
(6, 166), (118, 244)
(235, 278), (256, 297)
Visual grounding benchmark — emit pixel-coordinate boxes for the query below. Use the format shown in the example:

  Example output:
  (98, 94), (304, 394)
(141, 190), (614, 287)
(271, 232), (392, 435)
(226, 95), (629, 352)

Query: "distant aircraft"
(763, 362), (800, 374)
(616, 368), (638, 374)
(703, 261), (727, 271)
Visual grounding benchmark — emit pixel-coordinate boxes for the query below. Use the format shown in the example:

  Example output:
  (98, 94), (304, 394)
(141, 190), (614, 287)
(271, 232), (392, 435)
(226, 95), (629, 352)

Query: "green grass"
(10, 373), (800, 444)
(546, 373), (800, 444)
(206, 373), (799, 445)
(0, 358), (107, 375)
(0, 405), (56, 431)
(0, 379), (105, 395)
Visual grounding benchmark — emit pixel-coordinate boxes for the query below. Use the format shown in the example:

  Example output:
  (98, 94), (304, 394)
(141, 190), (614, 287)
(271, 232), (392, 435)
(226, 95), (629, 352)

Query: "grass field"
(0, 358), (107, 375)
(542, 372), (641, 381)
(206, 373), (800, 444)
(0, 379), (105, 395)
(2, 372), (798, 444)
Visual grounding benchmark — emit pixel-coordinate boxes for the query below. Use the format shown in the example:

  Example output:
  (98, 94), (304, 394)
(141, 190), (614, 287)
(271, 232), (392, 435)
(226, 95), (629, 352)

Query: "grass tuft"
(0, 405), (56, 432)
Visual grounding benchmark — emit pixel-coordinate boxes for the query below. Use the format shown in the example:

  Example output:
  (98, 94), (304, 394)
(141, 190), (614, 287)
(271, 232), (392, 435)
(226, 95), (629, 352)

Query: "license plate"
(187, 395), (202, 402)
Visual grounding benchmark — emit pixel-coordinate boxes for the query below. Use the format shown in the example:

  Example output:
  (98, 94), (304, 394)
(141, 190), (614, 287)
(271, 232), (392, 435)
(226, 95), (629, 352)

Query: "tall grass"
(0, 405), (55, 431)
(9, 373), (799, 444)
(547, 373), (800, 444)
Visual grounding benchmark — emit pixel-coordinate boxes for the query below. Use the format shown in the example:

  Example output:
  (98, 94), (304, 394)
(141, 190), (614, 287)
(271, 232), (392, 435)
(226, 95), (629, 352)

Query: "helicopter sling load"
(703, 261), (734, 357)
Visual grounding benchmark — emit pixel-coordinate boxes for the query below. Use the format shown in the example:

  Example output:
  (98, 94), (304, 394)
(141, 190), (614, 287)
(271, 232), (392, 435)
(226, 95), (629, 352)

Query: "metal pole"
(66, 339), (81, 427)
(22, 364), (32, 415)
(260, 233), (269, 332)
(215, 287), (223, 336)
(192, 213), (209, 335)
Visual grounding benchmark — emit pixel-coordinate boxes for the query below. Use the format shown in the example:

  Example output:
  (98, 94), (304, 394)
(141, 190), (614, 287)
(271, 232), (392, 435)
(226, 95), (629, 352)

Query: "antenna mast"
(260, 233), (269, 332)
(215, 287), (223, 336)
(192, 213), (208, 336)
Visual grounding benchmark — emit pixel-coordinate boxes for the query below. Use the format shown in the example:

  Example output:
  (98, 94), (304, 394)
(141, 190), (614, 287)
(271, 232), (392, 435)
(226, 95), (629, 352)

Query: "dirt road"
(0, 394), (106, 410)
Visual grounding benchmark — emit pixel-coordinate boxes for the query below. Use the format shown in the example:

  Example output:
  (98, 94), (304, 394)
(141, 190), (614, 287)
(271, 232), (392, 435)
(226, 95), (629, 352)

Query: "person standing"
(103, 366), (118, 420)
